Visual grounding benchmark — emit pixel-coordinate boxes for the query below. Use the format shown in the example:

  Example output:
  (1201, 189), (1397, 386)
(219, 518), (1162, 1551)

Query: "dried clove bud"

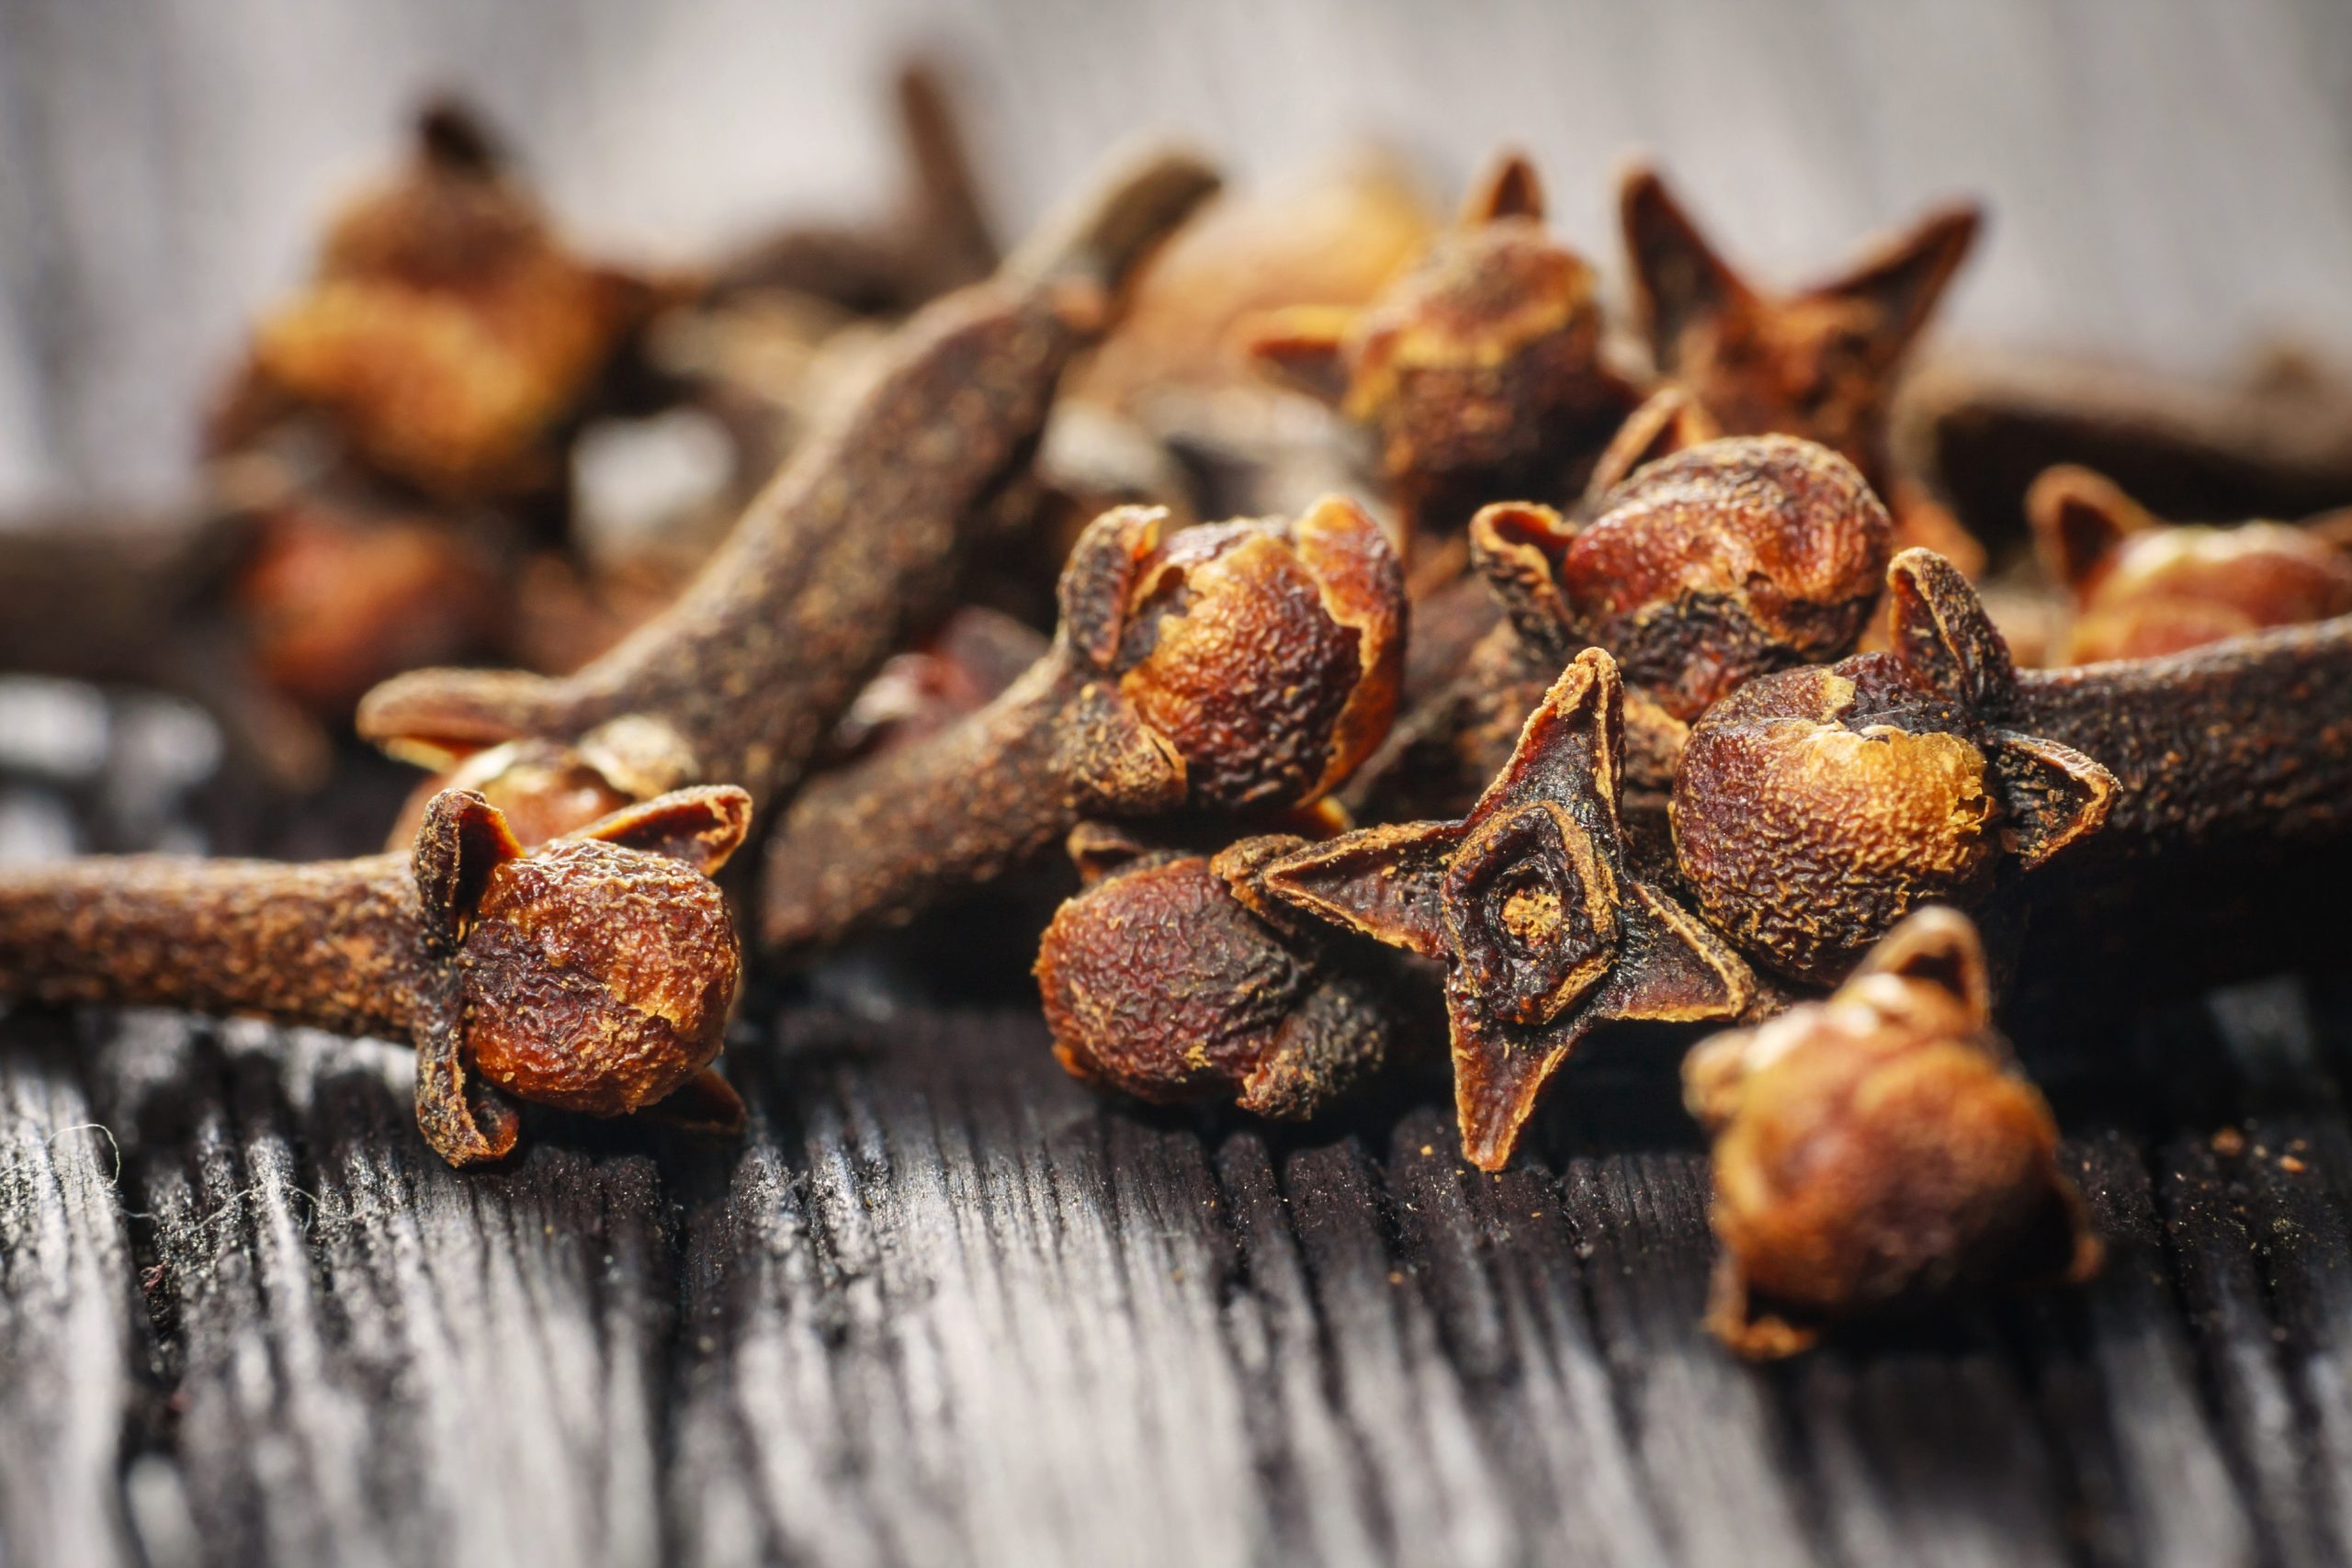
(1620, 164), (1984, 569)
(1671, 549), (2116, 987)
(759, 496), (1406, 955)
(207, 97), (673, 505)
(1244, 153), (1644, 533)
(0, 786), (752, 1166)
(1035, 833), (1396, 1118)
(1684, 907), (2099, 1359)
(1076, 149), (1437, 408)
(231, 491), (505, 716)
(1265, 648), (1756, 1171)
(2027, 464), (2352, 662)
(1347, 434), (1888, 851)
(358, 146), (1222, 837)
(1476, 434), (1893, 720)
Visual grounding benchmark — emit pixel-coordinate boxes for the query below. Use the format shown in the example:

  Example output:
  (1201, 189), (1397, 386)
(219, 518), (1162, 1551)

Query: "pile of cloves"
(6, 73), (2351, 1360)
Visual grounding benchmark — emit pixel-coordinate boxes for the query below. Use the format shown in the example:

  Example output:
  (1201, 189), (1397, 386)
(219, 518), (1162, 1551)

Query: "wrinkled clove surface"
(1684, 907), (2099, 1359)
(1267, 648), (1756, 1171)
(1246, 154), (1643, 532)
(1477, 434), (1892, 720)
(0, 785), (752, 1166)
(1351, 434), (1889, 844)
(2029, 464), (2352, 662)
(1672, 549), (2118, 986)
(760, 496), (1405, 955)
(1675, 546), (2352, 987)
(1036, 833), (1396, 1118)
(359, 146), (1222, 835)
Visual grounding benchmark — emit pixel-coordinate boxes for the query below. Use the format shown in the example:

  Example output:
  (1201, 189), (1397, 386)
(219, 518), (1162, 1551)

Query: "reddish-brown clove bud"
(1619, 164), (1984, 570)
(0, 786), (752, 1166)
(1243, 153), (1644, 532)
(1684, 907), (2100, 1359)
(759, 496), (1406, 955)
(1671, 550), (2116, 986)
(1476, 434), (1893, 721)
(2028, 464), (2352, 662)
(206, 97), (672, 503)
(1036, 834), (1396, 1118)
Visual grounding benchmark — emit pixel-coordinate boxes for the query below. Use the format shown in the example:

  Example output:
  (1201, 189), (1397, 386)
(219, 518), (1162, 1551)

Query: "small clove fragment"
(1684, 907), (2100, 1359)
(359, 144), (1222, 837)
(2027, 464), (2352, 662)
(0, 785), (752, 1166)
(760, 496), (1406, 955)
(1036, 832), (1396, 1118)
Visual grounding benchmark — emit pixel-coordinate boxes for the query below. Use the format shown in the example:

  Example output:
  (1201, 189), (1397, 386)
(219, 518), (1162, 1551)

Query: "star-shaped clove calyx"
(1263, 647), (1757, 1170)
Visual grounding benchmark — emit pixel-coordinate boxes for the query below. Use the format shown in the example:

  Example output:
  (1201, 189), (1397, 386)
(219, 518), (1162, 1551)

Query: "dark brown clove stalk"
(1035, 832), (1396, 1118)
(1672, 547), (2352, 987)
(1683, 907), (2099, 1359)
(1620, 164), (1984, 570)
(2027, 464), (2352, 662)
(1242, 152), (1645, 535)
(358, 146), (1223, 837)
(759, 497), (1406, 955)
(1264, 649), (1758, 1172)
(1902, 345), (2352, 550)
(1348, 434), (1892, 843)
(0, 786), (752, 1167)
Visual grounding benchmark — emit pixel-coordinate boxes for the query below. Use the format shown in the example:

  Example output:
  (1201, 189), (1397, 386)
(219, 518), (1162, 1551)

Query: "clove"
(2027, 464), (2352, 662)
(1620, 164), (1984, 569)
(1674, 546), (2352, 988)
(0, 785), (752, 1167)
(1264, 648), (1758, 1171)
(207, 97), (676, 511)
(759, 496), (1406, 954)
(1243, 153), (1644, 534)
(1683, 906), (2099, 1359)
(359, 145), (1222, 836)
(1035, 831), (1396, 1118)
(1671, 549), (2117, 987)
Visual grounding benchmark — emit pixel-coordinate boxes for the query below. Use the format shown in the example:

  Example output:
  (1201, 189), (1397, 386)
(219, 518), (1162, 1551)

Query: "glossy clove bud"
(1684, 907), (2100, 1359)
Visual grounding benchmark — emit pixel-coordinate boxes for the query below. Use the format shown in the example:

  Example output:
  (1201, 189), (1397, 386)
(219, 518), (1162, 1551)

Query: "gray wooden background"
(3, 0), (2351, 509)
(6, 4), (2352, 1567)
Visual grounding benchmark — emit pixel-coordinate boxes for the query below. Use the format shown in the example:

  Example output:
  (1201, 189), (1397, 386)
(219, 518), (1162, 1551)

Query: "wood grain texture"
(2, 684), (2350, 1568)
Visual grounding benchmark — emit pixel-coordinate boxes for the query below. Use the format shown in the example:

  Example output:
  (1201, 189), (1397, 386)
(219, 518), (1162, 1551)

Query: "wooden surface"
(5, 700), (2352, 1568)
(6, 4), (2352, 1565)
